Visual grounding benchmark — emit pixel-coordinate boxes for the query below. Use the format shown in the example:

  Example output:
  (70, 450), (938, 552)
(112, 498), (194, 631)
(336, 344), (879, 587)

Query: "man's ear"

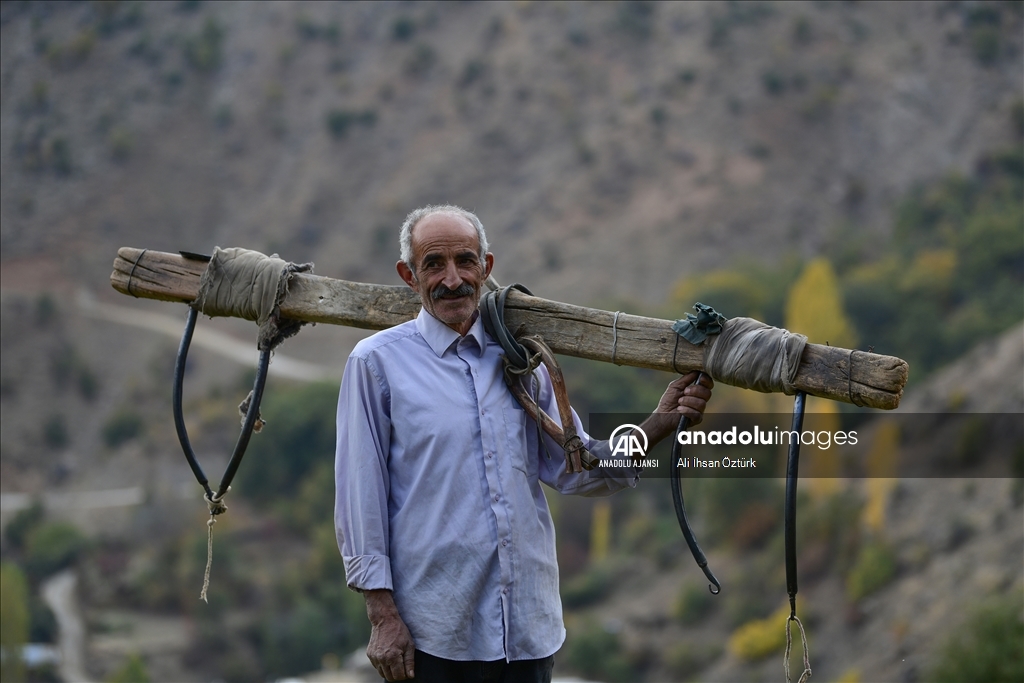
(484, 253), (494, 278)
(396, 261), (417, 289)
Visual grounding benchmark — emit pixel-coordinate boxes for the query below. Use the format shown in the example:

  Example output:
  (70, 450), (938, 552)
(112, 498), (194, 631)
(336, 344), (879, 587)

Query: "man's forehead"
(413, 213), (479, 251)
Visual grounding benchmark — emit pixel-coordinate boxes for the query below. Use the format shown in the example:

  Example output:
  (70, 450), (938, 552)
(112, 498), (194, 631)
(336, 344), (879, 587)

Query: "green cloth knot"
(673, 302), (728, 345)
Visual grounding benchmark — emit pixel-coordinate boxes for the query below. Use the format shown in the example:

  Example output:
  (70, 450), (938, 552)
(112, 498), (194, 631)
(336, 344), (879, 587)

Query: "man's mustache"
(431, 283), (475, 300)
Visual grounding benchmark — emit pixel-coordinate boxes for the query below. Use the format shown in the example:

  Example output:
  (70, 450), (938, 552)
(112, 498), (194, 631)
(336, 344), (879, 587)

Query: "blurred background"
(1, 1), (1021, 681)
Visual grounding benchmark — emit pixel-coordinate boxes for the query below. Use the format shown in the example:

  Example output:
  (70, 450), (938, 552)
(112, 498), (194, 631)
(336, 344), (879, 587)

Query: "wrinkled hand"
(364, 590), (415, 681)
(657, 371), (714, 423)
(643, 372), (714, 445)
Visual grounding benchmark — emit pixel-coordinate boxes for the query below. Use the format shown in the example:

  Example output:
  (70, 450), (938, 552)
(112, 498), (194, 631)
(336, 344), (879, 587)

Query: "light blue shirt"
(335, 307), (637, 661)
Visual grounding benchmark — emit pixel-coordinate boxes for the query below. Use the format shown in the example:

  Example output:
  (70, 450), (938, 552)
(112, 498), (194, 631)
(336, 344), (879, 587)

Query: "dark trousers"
(410, 649), (554, 683)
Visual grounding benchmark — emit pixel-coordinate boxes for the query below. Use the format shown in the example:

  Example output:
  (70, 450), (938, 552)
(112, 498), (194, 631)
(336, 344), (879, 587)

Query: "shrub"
(260, 600), (333, 678)
(77, 366), (99, 400)
(762, 69), (786, 96)
(102, 409), (143, 448)
(392, 16), (416, 42)
(43, 414), (68, 449)
(50, 136), (72, 175)
(792, 16), (812, 45)
(282, 460), (336, 535)
(35, 292), (57, 326)
(846, 540), (897, 601)
(235, 382), (338, 501)
(185, 19), (224, 72)
(728, 602), (791, 660)
(213, 103), (233, 128)
(47, 29), (96, 68)
(691, 476), (779, 542)
(325, 108), (377, 139)
(562, 622), (635, 682)
(0, 563), (30, 683)
(665, 641), (723, 678)
(29, 594), (57, 643)
(674, 580), (717, 625)
(96, 0), (144, 37)
(729, 500), (780, 549)
(108, 127), (134, 161)
(650, 105), (667, 127)
(970, 26), (1000, 65)
(404, 43), (435, 77)
(50, 343), (99, 400)
(560, 563), (613, 609)
(296, 15), (339, 44)
(4, 500), (45, 550)
(929, 595), (1024, 683)
(616, 1), (655, 41)
(458, 59), (487, 88)
(965, 6), (1002, 66)
(1011, 99), (1024, 139)
(31, 80), (49, 110)
(25, 522), (88, 578)
(108, 653), (151, 683)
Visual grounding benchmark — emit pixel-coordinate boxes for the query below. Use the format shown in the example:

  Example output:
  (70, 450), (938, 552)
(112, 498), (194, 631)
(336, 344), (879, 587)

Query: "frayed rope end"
(199, 488), (230, 603)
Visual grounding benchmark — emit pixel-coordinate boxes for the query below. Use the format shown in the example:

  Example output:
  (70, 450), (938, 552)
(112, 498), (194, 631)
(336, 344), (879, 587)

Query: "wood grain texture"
(112, 248), (907, 408)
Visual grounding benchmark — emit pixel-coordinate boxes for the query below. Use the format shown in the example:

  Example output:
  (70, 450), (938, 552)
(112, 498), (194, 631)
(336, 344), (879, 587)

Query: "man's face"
(397, 212), (493, 335)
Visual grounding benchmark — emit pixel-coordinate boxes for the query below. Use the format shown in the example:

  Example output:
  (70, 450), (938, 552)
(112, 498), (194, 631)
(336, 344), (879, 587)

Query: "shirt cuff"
(343, 554), (393, 592)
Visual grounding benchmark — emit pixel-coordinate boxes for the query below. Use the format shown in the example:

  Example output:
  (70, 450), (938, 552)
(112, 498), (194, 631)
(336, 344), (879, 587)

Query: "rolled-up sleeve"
(335, 353), (394, 591)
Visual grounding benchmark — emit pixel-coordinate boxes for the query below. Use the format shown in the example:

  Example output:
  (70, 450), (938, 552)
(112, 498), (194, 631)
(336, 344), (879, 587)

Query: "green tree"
(24, 522), (87, 579)
(236, 382), (338, 502)
(4, 500), (45, 550)
(930, 596), (1024, 683)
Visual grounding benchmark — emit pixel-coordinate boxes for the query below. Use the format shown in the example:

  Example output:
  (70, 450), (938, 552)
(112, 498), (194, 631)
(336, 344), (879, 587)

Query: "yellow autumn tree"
(784, 258), (857, 350)
(785, 258), (856, 497)
(799, 397), (842, 497)
(589, 499), (611, 563)
(862, 419), (901, 533)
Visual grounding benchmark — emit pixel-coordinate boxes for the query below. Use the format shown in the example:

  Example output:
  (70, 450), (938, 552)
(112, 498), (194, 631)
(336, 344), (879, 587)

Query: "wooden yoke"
(111, 248), (908, 409)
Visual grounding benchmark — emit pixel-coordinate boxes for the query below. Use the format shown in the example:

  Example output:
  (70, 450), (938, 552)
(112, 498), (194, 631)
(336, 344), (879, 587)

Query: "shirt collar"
(416, 306), (487, 358)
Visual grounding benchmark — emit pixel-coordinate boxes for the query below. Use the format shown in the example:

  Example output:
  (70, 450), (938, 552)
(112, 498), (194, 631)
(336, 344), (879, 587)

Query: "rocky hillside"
(1, 2), (1021, 682)
(2, 0), (1021, 486)
(2, 1), (1021, 298)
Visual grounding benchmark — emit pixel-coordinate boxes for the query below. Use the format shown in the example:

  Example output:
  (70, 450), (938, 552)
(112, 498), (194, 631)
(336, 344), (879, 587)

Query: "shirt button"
(501, 539), (508, 547)
(487, 452), (493, 459)
(503, 587), (508, 594)
(493, 494), (500, 502)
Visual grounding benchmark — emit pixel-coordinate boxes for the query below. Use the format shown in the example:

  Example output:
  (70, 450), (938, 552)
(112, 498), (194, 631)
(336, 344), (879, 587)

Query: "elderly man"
(335, 205), (713, 682)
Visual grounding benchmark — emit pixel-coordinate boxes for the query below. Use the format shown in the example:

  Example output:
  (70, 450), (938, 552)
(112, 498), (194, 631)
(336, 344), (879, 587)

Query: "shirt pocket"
(503, 406), (535, 476)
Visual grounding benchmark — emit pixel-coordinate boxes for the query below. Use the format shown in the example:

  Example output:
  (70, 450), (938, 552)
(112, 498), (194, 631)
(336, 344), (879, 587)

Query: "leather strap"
(480, 285), (596, 473)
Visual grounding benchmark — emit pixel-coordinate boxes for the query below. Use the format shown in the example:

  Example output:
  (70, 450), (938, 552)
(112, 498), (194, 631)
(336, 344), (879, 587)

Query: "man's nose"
(441, 261), (463, 288)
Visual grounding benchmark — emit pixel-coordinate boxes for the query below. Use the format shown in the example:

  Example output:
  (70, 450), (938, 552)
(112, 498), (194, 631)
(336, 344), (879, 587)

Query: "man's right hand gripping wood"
(364, 589), (416, 681)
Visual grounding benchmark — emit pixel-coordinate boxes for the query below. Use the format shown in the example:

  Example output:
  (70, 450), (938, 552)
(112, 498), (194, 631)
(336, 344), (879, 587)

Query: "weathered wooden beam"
(112, 248), (908, 409)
